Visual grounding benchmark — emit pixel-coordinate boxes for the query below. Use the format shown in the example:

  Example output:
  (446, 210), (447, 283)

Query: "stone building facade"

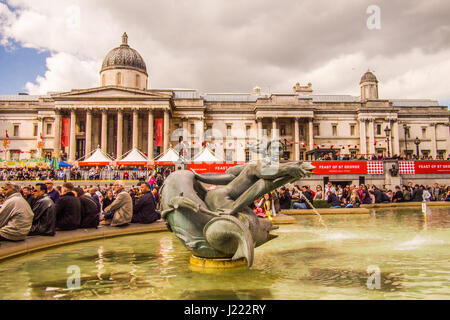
(1, 33), (449, 162)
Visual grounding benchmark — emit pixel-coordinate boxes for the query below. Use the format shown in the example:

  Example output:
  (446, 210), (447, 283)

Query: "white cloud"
(0, 0), (448, 102)
(25, 52), (99, 94)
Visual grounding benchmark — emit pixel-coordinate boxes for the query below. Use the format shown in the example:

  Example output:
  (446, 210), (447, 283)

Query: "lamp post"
(414, 137), (421, 158)
(384, 126), (391, 158)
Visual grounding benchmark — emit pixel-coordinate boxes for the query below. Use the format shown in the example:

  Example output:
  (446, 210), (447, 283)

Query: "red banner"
(154, 118), (163, 147)
(399, 161), (450, 174)
(61, 118), (70, 148)
(187, 162), (242, 174)
(311, 161), (384, 175)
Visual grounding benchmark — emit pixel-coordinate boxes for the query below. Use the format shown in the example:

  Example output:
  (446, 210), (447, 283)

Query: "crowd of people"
(0, 166), (167, 181)
(250, 181), (450, 219)
(0, 169), (170, 242)
(1, 161), (450, 242)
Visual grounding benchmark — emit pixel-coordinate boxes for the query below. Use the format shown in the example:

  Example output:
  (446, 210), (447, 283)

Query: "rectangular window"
(350, 125), (355, 136)
(299, 125), (305, 137)
(226, 149), (233, 162)
(46, 123), (52, 135)
(245, 149), (250, 162)
(190, 123), (195, 135)
(205, 125), (212, 140)
(33, 124), (38, 137)
(226, 125), (232, 136)
(332, 125), (337, 136)
(245, 125), (251, 137)
(422, 127), (427, 138)
(13, 125), (19, 137)
(313, 125), (319, 136)
(376, 124), (381, 135)
(280, 125), (286, 136)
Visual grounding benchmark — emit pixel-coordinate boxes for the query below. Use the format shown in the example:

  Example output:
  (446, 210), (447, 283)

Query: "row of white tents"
(77, 147), (223, 166)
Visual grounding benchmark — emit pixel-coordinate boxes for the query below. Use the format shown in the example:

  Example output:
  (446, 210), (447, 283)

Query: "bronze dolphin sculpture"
(160, 161), (315, 267)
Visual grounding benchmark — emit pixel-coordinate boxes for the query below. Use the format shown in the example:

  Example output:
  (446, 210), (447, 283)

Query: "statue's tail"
(203, 215), (255, 267)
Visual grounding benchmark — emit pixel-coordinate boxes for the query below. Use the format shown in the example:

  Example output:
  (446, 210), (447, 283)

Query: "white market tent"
(116, 148), (148, 166)
(152, 147), (185, 165)
(192, 147), (223, 163)
(78, 148), (114, 166)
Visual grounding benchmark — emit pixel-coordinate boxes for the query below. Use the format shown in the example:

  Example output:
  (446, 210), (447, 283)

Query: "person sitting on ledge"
(101, 180), (132, 227)
(46, 180), (60, 204)
(278, 187), (292, 210)
(392, 186), (404, 203)
(327, 190), (342, 208)
(345, 189), (361, 208)
(132, 182), (160, 224)
(29, 183), (56, 236)
(257, 193), (276, 220)
(74, 187), (99, 229)
(22, 186), (35, 208)
(293, 186), (313, 209)
(54, 182), (81, 231)
(412, 184), (424, 202)
(0, 183), (34, 241)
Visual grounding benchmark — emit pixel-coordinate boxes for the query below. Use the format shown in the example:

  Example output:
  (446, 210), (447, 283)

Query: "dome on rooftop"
(100, 33), (147, 75)
(360, 70), (378, 84)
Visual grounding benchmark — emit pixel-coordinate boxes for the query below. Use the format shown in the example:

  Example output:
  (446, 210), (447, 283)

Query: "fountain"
(160, 139), (315, 268)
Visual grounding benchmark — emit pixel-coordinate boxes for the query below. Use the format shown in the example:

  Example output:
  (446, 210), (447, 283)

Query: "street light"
(414, 137), (421, 158)
(403, 124), (410, 158)
(384, 126), (391, 158)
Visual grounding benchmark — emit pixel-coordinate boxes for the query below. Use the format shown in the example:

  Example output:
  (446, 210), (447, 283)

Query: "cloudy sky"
(0, 0), (449, 105)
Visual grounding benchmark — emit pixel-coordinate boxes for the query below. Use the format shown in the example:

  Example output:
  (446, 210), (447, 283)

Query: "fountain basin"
(0, 207), (448, 300)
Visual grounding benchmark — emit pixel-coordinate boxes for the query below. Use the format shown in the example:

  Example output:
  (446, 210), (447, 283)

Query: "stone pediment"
(51, 86), (173, 100)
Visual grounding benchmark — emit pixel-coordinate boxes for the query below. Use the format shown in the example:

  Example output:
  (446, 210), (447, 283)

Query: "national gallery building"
(1, 33), (449, 163)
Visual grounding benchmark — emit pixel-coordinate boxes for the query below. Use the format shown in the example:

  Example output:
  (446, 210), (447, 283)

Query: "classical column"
(359, 118), (367, 156)
(294, 117), (300, 161)
(429, 122), (437, 159)
(132, 108), (139, 150)
(256, 117), (263, 159)
(182, 117), (188, 142)
(85, 109), (92, 157)
(101, 110), (107, 153)
(272, 117), (278, 139)
(392, 120), (400, 156)
(147, 109), (154, 159)
(116, 109), (123, 159)
(256, 117), (263, 140)
(123, 113), (129, 152)
(53, 112), (61, 156)
(69, 109), (76, 162)
(368, 118), (375, 156)
(197, 117), (205, 149)
(163, 108), (170, 153)
(308, 118), (314, 151)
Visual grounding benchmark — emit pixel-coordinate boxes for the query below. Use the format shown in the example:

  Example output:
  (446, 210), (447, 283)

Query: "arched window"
(116, 72), (121, 86)
(135, 74), (140, 88)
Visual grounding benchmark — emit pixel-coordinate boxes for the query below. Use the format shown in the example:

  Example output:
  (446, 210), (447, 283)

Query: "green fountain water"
(0, 207), (448, 300)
